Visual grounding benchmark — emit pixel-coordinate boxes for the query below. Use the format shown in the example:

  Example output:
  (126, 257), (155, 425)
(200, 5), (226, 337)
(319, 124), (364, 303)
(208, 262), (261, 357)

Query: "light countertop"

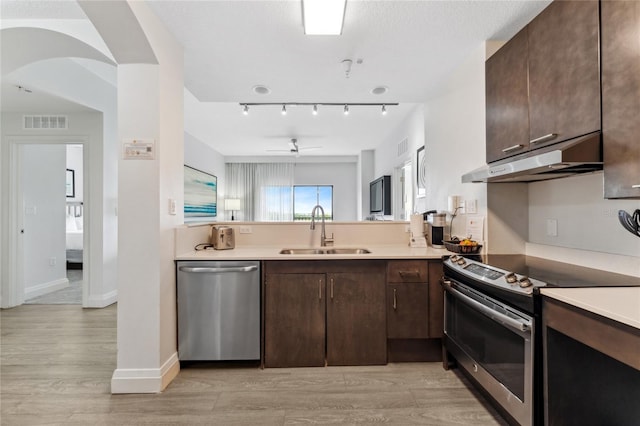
(175, 244), (448, 261)
(541, 287), (640, 330)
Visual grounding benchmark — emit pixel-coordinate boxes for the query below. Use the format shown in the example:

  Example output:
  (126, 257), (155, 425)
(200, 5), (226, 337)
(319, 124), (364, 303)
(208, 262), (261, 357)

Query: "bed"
(66, 202), (83, 269)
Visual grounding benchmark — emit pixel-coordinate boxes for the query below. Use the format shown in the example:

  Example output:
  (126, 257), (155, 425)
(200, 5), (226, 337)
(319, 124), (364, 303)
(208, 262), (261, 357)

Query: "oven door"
(443, 278), (534, 426)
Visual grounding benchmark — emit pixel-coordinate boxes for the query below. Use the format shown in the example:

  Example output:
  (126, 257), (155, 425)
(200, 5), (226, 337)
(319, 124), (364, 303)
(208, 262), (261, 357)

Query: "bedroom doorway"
(6, 137), (90, 307)
(24, 144), (84, 305)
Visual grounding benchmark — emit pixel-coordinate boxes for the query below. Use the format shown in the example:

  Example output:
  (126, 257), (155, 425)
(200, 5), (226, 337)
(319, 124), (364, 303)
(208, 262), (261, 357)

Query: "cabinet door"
(427, 261), (444, 338)
(264, 273), (325, 367)
(527, 0), (600, 148)
(326, 272), (386, 366)
(485, 28), (530, 163)
(602, 0), (640, 199)
(387, 283), (428, 339)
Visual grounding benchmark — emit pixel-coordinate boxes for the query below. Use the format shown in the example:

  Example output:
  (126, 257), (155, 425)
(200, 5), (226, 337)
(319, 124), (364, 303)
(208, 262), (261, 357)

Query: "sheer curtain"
(225, 163), (294, 221)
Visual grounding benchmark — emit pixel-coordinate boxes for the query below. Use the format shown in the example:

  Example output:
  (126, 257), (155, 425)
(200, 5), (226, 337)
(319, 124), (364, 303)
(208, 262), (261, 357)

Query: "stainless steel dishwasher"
(176, 260), (260, 361)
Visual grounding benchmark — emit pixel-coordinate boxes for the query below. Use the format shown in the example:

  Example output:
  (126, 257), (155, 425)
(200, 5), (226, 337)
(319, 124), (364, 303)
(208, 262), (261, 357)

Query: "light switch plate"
(239, 226), (252, 234)
(546, 219), (558, 237)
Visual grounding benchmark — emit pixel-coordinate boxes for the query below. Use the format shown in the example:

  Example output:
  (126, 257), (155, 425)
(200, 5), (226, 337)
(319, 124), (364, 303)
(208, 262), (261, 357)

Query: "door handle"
(530, 133), (558, 145)
(319, 280), (322, 300)
(393, 288), (397, 310)
(501, 144), (524, 153)
(330, 278), (334, 300)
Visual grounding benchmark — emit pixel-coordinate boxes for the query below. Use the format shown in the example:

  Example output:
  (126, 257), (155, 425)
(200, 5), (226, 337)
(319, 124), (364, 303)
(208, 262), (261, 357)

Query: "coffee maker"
(423, 210), (447, 249)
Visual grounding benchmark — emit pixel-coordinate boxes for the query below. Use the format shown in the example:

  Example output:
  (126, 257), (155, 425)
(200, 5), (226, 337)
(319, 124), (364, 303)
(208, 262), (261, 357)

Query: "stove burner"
(505, 272), (518, 284)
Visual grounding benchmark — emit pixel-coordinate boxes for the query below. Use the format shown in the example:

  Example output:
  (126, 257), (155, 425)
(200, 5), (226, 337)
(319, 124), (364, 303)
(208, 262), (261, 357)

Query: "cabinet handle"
(330, 278), (334, 300)
(632, 185), (640, 189)
(319, 280), (322, 300)
(501, 144), (524, 153)
(530, 133), (558, 145)
(393, 288), (397, 310)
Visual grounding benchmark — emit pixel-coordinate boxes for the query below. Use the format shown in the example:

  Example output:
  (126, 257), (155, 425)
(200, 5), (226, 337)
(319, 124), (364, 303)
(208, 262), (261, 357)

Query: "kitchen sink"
(279, 249), (326, 255)
(279, 248), (371, 255)
(325, 248), (371, 254)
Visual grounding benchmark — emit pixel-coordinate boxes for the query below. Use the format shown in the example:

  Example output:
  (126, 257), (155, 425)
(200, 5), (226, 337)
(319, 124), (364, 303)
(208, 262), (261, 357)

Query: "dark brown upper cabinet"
(486, 0), (601, 164)
(486, 28), (530, 163)
(602, 0), (640, 199)
(527, 0), (601, 149)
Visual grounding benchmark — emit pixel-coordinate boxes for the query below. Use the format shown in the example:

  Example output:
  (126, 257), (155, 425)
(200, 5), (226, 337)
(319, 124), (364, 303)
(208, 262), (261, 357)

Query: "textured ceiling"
(1, 0), (553, 157)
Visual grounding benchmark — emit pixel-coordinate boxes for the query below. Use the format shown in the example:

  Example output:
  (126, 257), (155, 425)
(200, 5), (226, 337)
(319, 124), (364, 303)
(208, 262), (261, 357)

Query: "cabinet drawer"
(387, 260), (428, 283)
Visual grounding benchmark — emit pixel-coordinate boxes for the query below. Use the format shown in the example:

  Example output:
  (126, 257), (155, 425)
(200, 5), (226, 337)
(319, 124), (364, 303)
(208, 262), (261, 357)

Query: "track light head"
(281, 104), (287, 115)
(343, 104), (349, 115)
(381, 104), (387, 115)
(243, 104), (249, 115)
(312, 104), (318, 115)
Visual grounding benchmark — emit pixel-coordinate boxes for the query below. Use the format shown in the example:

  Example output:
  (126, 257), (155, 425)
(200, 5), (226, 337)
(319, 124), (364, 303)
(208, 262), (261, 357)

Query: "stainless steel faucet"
(310, 205), (333, 246)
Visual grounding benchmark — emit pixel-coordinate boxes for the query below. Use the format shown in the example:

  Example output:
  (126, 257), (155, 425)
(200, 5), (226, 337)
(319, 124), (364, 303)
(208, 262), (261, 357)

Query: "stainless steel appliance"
(177, 261), (260, 361)
(210, 225), (235, 250)
(462, 131), (602, 183)
(442, 254), (640, 426)
(424, 210), (446, 248)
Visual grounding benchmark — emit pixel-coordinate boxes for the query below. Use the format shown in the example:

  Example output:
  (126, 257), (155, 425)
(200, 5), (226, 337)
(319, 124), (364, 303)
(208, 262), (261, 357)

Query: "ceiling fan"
(267, 138), (322, 156)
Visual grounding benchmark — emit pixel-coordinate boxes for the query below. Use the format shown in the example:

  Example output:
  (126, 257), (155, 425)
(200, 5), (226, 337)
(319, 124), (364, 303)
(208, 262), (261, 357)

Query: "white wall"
(529, 173), (640, 256)
(184, 132), (225, 220)
(423, 44), (488, 239)
(1, 111), (113, 307)
(370, 104), (425, 220)
(21, 144), (67, 296)
(293, 162), (358, 221)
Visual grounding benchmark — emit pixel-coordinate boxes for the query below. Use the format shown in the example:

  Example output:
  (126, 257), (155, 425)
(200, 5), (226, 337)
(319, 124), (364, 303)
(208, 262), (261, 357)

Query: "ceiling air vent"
(397, 138), (408, 157)
(23, 115), (68, 130)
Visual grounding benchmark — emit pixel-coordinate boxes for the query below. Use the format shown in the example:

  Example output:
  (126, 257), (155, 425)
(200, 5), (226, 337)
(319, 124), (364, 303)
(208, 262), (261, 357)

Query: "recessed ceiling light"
(371, 86), (388, 95)
(252, 85), (271, 95)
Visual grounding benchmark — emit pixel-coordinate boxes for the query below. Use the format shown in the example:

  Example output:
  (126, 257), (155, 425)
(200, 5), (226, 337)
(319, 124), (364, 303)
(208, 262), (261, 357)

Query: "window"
(293, 185), (333, 221)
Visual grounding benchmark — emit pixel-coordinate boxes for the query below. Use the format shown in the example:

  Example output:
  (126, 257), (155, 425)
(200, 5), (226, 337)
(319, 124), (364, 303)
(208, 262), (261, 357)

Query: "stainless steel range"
(442, 254), (640, 426)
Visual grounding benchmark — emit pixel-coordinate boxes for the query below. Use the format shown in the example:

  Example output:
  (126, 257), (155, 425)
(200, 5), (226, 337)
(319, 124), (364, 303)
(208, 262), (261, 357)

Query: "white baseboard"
(85, 289), (117, 308)
(111, 352), (180, 394)
(24, 277), (69, 299)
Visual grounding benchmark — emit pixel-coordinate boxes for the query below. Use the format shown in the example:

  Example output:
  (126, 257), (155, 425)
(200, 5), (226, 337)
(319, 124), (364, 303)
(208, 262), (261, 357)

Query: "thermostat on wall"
(122, 139), (155, 160)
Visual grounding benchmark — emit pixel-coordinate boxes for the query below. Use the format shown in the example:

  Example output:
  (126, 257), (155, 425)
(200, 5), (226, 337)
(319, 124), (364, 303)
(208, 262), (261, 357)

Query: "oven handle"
(443, 280), (531, 333)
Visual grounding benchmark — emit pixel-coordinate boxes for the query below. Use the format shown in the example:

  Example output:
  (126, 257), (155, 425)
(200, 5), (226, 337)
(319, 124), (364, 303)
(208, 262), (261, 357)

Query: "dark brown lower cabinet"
(326, 272), (386, 366)
(263, 261), (386, 368)
(263, 273), (325, 367)
(386, 282), (429, 339)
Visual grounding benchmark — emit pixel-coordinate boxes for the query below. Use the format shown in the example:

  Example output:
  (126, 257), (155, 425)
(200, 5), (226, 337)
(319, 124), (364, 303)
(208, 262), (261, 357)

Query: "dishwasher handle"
(179, 265), (258, 274)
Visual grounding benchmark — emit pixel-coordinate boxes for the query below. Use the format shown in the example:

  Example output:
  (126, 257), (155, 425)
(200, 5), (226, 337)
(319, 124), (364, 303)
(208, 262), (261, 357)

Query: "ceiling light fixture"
(302, 0), (347, 35)
(238, 102), (399, 116)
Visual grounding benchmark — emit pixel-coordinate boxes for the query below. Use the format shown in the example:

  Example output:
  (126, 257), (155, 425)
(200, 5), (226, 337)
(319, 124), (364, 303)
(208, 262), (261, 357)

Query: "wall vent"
(397, 138), (408, 157)
(23, 115), (68, 130)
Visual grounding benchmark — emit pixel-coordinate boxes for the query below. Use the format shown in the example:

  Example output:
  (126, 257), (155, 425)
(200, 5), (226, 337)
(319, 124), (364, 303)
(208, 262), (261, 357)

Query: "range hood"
(462, 132), (602, 183)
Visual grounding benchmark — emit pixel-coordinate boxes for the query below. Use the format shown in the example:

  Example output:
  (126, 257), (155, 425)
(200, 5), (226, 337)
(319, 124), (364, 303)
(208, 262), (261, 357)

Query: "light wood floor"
(1, 304), (508, 425)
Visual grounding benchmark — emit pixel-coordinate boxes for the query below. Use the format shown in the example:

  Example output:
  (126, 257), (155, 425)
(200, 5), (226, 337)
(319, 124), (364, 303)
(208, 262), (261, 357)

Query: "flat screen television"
(184, 165), (217, 219)
(370, 175), (391, 215)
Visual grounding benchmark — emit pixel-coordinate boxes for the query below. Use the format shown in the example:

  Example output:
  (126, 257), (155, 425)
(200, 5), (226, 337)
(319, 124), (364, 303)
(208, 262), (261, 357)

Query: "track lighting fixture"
(238, 102), (398, 116)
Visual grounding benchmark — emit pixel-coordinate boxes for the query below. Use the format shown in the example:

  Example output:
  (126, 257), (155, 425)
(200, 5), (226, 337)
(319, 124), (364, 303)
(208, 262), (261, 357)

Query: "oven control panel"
(447, 255), (546, 294)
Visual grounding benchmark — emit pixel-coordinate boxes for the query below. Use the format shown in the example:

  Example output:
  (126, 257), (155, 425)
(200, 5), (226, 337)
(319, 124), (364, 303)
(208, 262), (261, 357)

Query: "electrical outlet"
(239, 226), (252, 234)
(465, 199), (478, 214)
(546, 219), (558, 237)
(168, 198), (177, 215)
(49, 257), (56, 266)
